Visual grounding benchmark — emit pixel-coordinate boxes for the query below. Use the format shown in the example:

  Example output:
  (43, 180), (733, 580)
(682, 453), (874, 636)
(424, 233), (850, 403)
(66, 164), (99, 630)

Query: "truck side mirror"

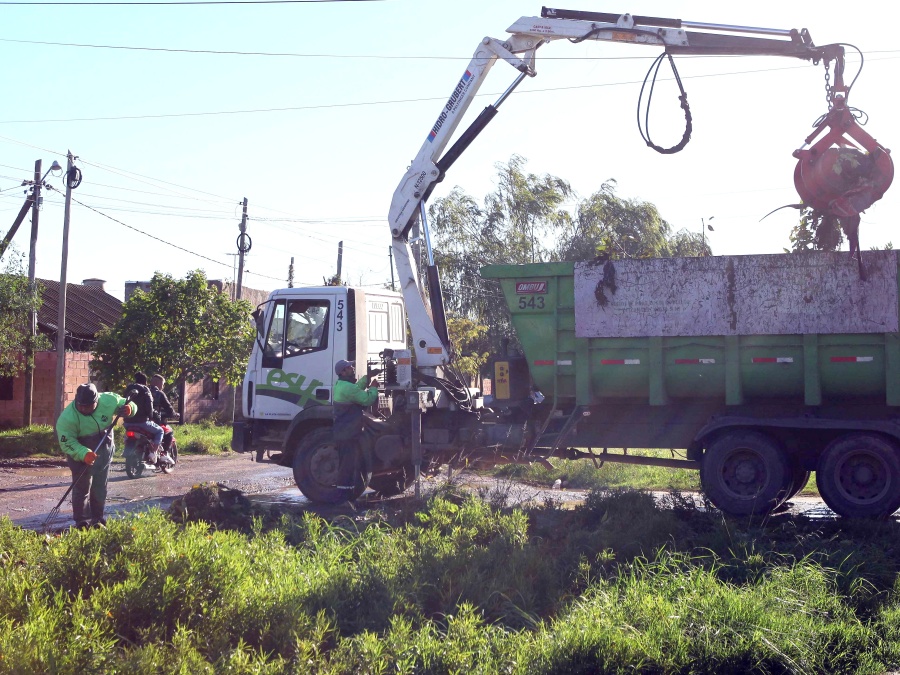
(252, 308), (264, 335)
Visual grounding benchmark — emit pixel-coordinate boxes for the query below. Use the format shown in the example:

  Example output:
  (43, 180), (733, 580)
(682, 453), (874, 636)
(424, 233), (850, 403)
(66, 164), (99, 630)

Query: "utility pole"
(336, 241), (343, 284)
(54, 152), (77, 420)
(236, 198), (249, 300)
(288, 257), (294, 288)
(388, 246), (396, 291)
(23, 160), (41, 427)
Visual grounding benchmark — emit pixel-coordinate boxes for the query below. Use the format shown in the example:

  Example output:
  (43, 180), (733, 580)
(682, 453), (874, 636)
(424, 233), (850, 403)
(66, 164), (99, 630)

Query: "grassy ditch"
(1, 487), (899, 673)
(0, 421), (233, 459)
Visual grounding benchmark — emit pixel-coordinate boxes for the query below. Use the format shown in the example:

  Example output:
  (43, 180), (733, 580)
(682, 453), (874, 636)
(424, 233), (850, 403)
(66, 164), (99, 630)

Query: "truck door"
(253, 296), (335, 419)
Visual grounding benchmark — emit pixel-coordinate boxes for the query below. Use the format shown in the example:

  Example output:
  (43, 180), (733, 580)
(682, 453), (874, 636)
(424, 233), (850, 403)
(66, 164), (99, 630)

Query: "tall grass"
(1, 487), (899, 673)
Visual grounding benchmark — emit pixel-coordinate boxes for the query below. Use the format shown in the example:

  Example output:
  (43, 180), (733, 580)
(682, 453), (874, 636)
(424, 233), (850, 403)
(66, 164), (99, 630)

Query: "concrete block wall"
(181, 379), (238, 424)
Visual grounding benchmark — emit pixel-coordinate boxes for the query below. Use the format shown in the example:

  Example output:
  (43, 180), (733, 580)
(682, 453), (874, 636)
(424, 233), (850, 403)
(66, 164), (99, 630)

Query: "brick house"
(0, 278), (122, 428)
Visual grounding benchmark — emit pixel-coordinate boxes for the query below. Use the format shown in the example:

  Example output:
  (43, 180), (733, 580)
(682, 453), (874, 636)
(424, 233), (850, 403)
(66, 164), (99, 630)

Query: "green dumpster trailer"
(481, 250), (900, 518)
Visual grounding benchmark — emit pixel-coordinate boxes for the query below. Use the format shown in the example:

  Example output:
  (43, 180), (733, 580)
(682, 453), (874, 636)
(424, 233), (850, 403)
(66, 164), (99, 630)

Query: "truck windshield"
(264, 299), (330, 360)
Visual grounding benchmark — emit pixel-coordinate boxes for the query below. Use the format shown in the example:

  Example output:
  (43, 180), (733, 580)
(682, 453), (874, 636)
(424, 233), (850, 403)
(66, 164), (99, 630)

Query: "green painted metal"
(482, 260), (900, 407)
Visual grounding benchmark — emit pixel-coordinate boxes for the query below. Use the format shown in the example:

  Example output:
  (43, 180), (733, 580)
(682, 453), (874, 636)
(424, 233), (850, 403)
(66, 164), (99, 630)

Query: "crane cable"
(637, 51), (692, 154)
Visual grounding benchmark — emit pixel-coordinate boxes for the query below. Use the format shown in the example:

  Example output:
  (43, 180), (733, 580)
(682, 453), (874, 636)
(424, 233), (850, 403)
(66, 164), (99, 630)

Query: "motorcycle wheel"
(125, 453), (144, 479)
(161, 440), (178, 474)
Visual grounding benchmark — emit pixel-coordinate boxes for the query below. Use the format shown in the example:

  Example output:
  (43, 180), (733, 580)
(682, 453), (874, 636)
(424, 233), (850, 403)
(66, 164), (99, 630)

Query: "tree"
(786, 207), (843, 253)
(0, 248), (50, 378)
(557, 179), (674, 261)
(91, 270), (254, 394)
(447, 316), (490, 385)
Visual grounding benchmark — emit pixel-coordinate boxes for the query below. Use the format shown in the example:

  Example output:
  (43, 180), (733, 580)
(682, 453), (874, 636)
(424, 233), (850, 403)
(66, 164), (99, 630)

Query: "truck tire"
(292, 427), (371, 504)
(368, 464), (416, 498)
(816, 434), (900, 518)
(700, 431), (789, 516)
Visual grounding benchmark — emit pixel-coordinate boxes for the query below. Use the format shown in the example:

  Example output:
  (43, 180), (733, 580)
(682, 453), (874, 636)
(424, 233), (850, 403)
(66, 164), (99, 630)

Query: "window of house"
(202, 376), (219, 400)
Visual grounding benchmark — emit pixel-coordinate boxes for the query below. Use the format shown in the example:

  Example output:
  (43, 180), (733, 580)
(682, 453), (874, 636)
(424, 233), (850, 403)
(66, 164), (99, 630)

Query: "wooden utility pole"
(54, 152), (76, 420)
(336, 241), (343, 283)
(23, 160), (41, 427)
(388, 246), (396, 291)
(236, 198), (249, 300)
(288, 257), (294, 288)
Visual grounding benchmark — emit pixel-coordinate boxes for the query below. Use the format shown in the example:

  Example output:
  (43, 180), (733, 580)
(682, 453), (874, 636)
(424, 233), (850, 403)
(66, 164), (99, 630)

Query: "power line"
(7, 58), (899, 126)
(0, 0), (382, 4)
(44, 185), (286, 282)
(3, 37), (896, 60)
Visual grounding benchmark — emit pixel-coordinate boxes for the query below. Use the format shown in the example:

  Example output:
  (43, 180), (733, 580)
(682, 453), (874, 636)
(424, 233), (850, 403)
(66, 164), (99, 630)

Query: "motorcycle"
(123, 423), (178, 478)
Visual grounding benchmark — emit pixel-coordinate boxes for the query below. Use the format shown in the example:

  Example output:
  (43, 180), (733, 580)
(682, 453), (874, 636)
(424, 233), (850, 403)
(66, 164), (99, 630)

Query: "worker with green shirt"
(56, 383), (136, 529)
(332, 359), (379, 441)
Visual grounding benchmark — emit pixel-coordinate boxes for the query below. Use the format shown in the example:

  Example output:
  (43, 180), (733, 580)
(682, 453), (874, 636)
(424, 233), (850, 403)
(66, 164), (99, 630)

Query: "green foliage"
(446, 316), (490, 383)
(787, 207), (844, 252)
(557, 178), (675, 261)
(91, 270), (254, 392)
(2, 493), (900, 673)
(0, 248), (51, 378)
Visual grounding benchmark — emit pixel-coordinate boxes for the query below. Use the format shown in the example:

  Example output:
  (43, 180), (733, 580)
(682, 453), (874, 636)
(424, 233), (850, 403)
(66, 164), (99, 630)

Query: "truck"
(232, 7), (896, 518)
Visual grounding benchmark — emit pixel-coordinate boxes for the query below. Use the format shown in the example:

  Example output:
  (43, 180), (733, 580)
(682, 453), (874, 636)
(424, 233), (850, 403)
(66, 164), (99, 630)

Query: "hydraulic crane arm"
(389, 7), (890, 370)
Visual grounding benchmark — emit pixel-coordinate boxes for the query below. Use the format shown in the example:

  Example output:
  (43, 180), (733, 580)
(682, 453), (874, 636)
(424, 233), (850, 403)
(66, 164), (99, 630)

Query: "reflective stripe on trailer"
(751, 357), (794, 363)
(674, 358), (716, 364)
(532, 359), (574, 366)
(830, 356), (874, 362)
(600, 359), (641, 365)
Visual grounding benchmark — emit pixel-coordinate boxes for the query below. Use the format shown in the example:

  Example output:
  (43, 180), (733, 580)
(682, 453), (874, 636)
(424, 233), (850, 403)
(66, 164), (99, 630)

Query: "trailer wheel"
(700, 431), (789, 516)
(816, 434), (900, 518)
(292, 428), (371, 504)
(368, 464), (416, 498)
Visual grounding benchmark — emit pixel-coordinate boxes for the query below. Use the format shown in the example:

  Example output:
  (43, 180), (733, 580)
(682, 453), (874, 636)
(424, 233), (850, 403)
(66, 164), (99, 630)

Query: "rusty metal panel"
(575, 251), (898, 338)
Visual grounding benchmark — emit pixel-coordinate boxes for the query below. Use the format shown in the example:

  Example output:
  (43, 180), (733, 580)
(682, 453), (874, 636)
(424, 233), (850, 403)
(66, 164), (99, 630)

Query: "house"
(0, 278), (122, 428)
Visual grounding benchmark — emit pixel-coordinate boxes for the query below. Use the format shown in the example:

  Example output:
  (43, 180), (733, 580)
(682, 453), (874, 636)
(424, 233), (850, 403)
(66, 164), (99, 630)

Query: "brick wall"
(0, 351), (93, 428)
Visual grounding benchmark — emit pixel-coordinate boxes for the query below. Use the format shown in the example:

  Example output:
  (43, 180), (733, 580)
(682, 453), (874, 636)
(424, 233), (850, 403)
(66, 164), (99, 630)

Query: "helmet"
(75, 383), (99, 406)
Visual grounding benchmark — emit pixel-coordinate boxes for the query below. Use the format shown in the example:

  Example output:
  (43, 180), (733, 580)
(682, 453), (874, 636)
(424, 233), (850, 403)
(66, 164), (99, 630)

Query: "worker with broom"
(56, 383), (136, 529)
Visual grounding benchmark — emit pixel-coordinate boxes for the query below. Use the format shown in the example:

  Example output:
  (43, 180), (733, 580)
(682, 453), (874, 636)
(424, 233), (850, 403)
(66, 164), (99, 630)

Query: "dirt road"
(0, 452), (853, 531)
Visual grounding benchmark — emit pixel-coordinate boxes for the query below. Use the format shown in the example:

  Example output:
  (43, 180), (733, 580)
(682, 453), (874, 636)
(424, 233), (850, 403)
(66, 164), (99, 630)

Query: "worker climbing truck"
(233, 8), (896, 518)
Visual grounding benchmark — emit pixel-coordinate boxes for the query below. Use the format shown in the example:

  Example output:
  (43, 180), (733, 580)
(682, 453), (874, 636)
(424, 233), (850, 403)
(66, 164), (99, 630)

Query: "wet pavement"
(0, 453), (864, 531)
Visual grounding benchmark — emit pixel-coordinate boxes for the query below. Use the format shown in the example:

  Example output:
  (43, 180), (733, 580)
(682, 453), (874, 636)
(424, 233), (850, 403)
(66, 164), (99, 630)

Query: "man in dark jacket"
(124, 371), (164, 455)
(150, 373), (176, 451)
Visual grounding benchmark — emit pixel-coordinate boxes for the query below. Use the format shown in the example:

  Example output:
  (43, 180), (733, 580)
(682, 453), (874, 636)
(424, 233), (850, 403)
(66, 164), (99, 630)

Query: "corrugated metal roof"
(36, 279), (122, 340)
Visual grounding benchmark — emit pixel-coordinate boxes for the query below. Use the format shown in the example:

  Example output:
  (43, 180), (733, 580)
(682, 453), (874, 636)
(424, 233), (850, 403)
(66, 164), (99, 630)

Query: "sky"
(0, 0), (898, 301)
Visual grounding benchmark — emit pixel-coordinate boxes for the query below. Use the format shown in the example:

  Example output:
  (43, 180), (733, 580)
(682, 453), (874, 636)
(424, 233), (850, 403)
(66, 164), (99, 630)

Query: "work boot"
(91, 519), (106, 529)
(74, 521), (90, 530)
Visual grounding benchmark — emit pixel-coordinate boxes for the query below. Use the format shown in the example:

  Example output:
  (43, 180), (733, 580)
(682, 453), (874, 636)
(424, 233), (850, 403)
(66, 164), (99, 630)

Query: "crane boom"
(389, 7), (891, 370)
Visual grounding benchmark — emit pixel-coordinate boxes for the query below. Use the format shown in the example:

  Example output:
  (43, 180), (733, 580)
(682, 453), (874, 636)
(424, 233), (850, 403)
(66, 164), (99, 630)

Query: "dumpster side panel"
(482, 252), (900, 407)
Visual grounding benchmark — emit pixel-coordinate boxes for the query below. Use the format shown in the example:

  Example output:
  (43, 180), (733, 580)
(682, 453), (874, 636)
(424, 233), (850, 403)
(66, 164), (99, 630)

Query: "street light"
(701, 216), (715, 255)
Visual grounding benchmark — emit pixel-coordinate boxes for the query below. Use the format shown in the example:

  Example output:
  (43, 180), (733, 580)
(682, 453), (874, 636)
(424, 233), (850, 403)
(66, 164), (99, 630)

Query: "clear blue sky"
(1, 0), (897, 300)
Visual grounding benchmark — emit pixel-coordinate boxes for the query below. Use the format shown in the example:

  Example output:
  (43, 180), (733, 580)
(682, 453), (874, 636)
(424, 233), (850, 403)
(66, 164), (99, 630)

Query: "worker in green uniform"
(56, 383), (136, 528)
(332, 360), (380, 495)
(332, 359), (379, 441)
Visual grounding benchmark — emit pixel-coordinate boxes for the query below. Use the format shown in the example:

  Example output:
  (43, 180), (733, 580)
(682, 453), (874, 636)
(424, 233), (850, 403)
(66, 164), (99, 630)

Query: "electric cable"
(43, 184), (286, 282)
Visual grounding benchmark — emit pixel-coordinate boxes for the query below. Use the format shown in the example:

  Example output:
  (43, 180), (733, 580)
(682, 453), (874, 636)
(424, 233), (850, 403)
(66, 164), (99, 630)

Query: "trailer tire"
(368, 464), (416, 498)
(700, 431), (789, 516)
(292, 427), (371, 504)
(816, 434), (900, 518)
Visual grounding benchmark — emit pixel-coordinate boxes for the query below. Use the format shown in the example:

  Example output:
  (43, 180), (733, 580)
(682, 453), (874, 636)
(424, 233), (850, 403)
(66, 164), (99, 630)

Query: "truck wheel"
(700, 431), (789, 516)
(816, 434), (900, 518)
(368, 464), (416, 498)
(292, 428), (371, 504)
